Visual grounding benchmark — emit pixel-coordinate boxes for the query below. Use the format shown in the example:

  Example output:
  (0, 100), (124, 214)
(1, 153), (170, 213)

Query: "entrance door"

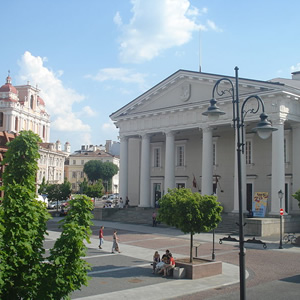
(246, 183), (253, 211)
(153, 183), (161, 207)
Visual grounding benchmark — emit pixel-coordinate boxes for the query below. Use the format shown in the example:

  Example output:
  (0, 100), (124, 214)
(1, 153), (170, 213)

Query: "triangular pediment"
(111, 69), (282, 121)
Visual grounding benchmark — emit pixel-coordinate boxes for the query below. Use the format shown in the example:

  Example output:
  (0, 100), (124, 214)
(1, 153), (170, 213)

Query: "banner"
(252, 192), (268, 217)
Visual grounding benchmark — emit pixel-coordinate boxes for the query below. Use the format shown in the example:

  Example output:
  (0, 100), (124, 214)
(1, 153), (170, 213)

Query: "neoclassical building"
(110, 68), (300, 216)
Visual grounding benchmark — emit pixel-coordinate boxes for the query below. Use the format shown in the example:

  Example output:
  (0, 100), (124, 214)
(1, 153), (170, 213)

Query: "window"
(176, 183), (185, 189)
(153, 147), (161, 167)
(30, 95), (34, 109)
(72, 183), (76, 190)
(0, 112), (3, 127)
(176, 145), (185, 167)
(245, 140), (252, 165)
(81, 171), (84, 178)
(81, 160), (84, 165)
(213, 142), (216, 166)
(72, 172), (76, 179)
(73, 160), (76, 165)
(15, 117), (18, 131)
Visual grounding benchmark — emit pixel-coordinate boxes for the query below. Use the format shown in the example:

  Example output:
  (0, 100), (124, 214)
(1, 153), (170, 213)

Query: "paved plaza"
(46, 218), (300, 300)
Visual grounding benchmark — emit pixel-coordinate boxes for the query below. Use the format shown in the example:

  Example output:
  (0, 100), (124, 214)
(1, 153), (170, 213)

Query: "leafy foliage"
(0, 131), (93, 299)
(38, 195), (94, 300)
(46, 180), (71, 202)
(158, 188), (223, 262)
(83, 160), (118, 187)
(292, 189), (300, 208)
(81, 179), (104, 198)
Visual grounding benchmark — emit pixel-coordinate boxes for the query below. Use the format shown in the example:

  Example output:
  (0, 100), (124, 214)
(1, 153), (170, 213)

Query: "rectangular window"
(176, 183), (185, 189)
(154, 147), (161, 167)
(81, 171), (84, 178)
(176, 145), (185, 167)
(245, 140), (252, 165)
(81, 160), (84, 165)
(72, 171), (76, 179)
(73, 160), (76, 165)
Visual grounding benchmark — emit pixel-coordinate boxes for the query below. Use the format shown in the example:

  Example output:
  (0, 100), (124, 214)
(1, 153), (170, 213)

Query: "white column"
(119, 136), (129, 201)
(201, 126), (213, 195)
(233, 127), (246, 212)
(292, 124), (300, 212)
(270, 118), (285, 214)
(140, 134), (151, 207)
(164, 131), (175, 194)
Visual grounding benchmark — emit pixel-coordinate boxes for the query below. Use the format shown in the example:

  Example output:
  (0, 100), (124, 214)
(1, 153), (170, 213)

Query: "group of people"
(98, 226), (121, 253)
(152, 249), (175, 277)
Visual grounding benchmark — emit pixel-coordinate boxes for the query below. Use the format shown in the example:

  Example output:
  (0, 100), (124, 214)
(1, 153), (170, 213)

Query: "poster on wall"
(252, 192), (268, 217)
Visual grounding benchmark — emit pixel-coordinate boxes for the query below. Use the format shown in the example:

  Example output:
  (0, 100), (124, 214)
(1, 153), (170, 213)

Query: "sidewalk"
(48, 218), (300, 300)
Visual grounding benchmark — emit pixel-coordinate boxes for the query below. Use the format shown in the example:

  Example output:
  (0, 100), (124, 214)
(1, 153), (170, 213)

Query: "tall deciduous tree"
(0, 130), (93, 299)
(83, 160), (118, 191)
(158, 188), (223, 262)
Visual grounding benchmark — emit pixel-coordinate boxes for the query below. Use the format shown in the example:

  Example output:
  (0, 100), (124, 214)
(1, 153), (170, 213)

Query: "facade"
(38, 141), (70, 185)
(65, 145), (120, 193)
(0, 75), (69, 185)
(110, 69), (300, 216)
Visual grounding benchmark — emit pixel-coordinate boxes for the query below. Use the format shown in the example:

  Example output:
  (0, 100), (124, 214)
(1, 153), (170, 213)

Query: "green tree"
(46, 180), (71, 202)
(0, 130), (93, 299)
(38, 176), (48, 195)
(82, 179), (104, 198)
(83, 160), (118, 191)
(292, 189), (300, 208)
(157, 188), (223, 263)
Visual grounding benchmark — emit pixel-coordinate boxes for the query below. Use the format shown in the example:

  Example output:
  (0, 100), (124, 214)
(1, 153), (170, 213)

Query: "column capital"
(164, 130), (175, 137)
(270, 117), (285, 126)
(120, 135), (129, 142)
(201, 125), (213, 133)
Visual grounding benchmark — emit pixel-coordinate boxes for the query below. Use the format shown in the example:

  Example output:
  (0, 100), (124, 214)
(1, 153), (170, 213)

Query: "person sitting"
(161, 253), (175, 277)
(152, 251), (161, 274)
(161, 249), (170, 262)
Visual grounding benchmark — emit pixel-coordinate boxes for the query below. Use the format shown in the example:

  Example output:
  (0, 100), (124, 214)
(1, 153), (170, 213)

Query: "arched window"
(15, 117), (18, 131)
(30, 95), (34, 109)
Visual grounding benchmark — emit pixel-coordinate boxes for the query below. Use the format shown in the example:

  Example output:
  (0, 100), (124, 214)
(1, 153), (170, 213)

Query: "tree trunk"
(190, 232), (193, 263)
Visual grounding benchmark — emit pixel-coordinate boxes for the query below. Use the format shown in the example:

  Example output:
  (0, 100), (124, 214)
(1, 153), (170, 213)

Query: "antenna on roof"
(199, 29), (202, 73)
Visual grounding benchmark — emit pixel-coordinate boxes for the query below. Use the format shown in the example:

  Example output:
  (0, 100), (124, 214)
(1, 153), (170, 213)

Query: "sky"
(1, 0), (300, 152)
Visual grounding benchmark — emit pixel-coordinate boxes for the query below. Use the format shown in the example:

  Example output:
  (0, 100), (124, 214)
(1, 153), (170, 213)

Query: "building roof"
(0, 75), (18, 95)
(71, 150), (115, 158)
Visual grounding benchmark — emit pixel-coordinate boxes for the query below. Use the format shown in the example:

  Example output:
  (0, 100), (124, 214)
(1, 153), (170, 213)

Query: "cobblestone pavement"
(47, 218), (300, 300)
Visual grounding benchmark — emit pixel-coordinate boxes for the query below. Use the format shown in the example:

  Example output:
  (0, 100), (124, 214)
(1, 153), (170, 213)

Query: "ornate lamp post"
(278, 189), (284, 249)
(203, 67), (277, 300)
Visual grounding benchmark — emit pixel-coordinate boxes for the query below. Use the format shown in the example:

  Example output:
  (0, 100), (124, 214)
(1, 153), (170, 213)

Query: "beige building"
(65, 145), (120, 193)
(0, 74), (69, 184)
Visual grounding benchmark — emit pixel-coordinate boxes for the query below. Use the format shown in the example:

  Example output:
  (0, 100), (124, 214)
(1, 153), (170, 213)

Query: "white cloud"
(86, 67), (147, 89)
(207, 20), (222, 32)
(101, 120), (118, 134)
(115, 0), (215, 63)
(291, 63), (300, 73)
(17, 51), (91, 133)
(82, 106), (97, 117)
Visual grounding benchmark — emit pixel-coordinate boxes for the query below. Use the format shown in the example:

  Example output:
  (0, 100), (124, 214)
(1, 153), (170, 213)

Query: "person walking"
(99, 226), (104, 249)
(125, 196), (130, 208)
(112, 230), (121, 253)
(152, 211), (157, 227)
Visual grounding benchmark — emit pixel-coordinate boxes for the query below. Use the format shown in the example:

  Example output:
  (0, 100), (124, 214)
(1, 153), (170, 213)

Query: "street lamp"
(203, 67), (277, 300)
(278, 189), (284, 249)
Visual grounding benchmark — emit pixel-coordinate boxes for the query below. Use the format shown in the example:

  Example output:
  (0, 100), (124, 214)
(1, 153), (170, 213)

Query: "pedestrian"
(119, 197), (124, 208)
(99, 226), (104, 249)
(152, 211), (157, 227)
(112, 230), (121, 253)
(152, 251), (161, 274)
(125, 196), (130, 208)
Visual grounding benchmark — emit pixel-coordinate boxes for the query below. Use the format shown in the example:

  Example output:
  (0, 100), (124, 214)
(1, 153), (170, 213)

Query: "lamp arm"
(239, 95), (265, 153)
(212, 78), (235, 100)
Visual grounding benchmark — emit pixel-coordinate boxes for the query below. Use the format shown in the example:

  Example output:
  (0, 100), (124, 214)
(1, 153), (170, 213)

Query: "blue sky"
(1, 0), (300, 152)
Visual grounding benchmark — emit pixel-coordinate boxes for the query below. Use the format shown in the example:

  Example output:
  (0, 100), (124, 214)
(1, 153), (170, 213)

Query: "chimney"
(292, 71), (300, 80)
(106, 140), (112, 152)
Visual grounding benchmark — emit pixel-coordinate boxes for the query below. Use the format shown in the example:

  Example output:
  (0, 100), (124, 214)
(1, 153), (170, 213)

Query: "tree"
(0, 130), (93, 299)
(292, 189), (300, 208)
(81, 179), (104, 198)
(46, 180), (71, 202)
(83, 160), (118, 191)
(157, 188), (223, 263)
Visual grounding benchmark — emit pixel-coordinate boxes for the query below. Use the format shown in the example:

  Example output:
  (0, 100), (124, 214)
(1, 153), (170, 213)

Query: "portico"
(111, 69), (300, 216)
